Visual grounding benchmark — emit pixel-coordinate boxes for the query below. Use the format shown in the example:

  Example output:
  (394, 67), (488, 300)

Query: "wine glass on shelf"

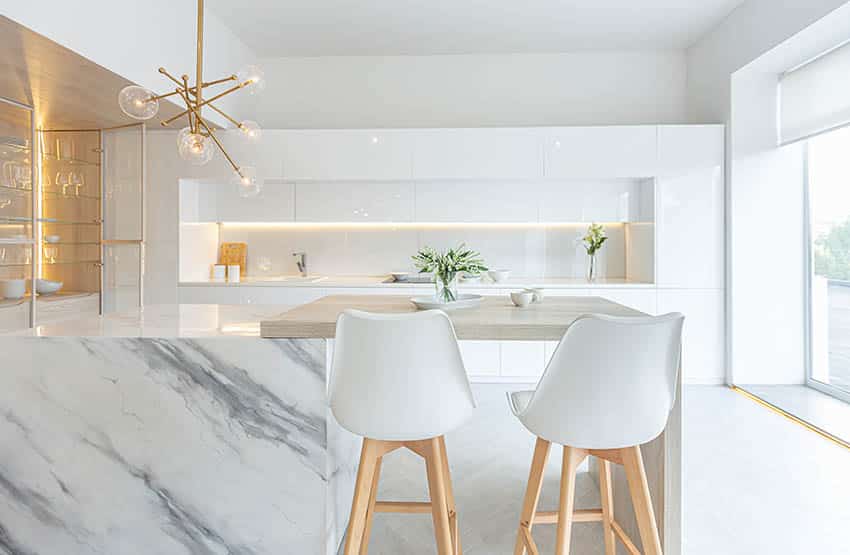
(56, 172), (71, 196)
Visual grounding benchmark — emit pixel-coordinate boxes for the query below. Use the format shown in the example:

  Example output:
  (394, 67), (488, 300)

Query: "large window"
(807, 126), (850, 399)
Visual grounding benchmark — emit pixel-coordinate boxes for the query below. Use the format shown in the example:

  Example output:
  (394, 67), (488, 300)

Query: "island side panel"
(0, 337), (331, 555)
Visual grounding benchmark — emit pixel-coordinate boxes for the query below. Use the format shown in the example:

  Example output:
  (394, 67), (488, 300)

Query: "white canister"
(0, 279), (26, 300)
(212, 264), (227, 281)
(227, 265), (241, 283)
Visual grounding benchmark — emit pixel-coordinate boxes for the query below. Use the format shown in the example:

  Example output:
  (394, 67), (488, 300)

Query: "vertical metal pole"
(29, 105), (37, 328)
(196, 0), (204, 120)
(99, 129), (105, 315)
(140, 123), (146, 308)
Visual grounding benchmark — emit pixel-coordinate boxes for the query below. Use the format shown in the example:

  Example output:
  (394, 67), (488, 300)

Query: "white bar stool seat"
(330, 309), (476, 555)
(510, 313), (684, 555)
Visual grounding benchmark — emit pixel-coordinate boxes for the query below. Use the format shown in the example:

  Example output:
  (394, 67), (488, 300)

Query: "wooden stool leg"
(513, 437), (551, 555)
(555, 446), (587, 555)
(438, 436), (462, 555)
(622, 446), (663, 555)
(359, 454), (383, 555)
(598, 458), (616, 555)
(344, 439), (380, 555)
(424, 437), (454, 555)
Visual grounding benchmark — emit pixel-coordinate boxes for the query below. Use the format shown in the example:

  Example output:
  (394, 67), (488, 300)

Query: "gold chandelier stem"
(207, 103), (242, 128)
(160, 81), (249, 126)
(181, 76), (195, 133)
(196, 117), (242, 178)
(196, 0), (204, 120)
(158, 67), (185, 88)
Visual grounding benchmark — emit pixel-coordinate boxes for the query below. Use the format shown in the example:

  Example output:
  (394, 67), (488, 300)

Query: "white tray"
(410, 294), (483, 311)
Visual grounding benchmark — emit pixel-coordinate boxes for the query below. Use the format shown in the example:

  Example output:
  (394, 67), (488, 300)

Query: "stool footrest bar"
(374, 501), (432, 514)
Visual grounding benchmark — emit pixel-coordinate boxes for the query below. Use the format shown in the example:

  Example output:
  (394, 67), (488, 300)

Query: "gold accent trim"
(730, 386), (850, 451)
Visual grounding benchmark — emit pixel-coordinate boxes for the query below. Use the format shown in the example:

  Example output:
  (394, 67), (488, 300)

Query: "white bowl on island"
(488, 269), (511, 283)
(0, 279), (26, 300)
(36, 279), (63, 295)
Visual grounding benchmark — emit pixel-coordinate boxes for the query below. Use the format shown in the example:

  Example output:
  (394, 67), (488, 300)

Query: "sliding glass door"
(806, 126), (850, 402)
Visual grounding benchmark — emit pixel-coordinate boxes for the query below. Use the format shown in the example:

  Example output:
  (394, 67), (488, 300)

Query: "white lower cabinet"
(239, 287), (327, 306)
(0, 302), (30, 332)
(501, 341), (546, 380)
(179, 286), (241, 304)
(459, 341), (500, 377)
(594, 289), (657, 315)
(656, 289), (724, 384)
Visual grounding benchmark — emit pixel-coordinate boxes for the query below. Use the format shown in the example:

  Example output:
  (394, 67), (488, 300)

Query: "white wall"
(5, 1), (257, 124)
(235, 51), (688, 128)
(686, 0), (850, 123)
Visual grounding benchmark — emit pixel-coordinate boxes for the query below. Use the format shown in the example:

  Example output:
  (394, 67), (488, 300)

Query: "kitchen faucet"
(293, 252), (307, 277)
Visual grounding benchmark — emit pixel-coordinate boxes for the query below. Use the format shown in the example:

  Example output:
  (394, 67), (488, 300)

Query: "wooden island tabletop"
(260, 295), (644, 341)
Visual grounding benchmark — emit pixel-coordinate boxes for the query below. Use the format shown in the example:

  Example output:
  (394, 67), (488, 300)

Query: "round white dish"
(523, 288), (544, 303)
(0, 279), (26, 299)
(36, 279), (63, 295)
(390, 271), (409, 281)
(488, 269), (511, 283)
(510, 291), (534, 308)
(410, 294), (483, 311)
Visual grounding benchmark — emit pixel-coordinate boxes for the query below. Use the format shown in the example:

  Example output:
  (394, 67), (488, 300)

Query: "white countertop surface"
(7, 304), (293, 338)
(179, 275), (654, 289)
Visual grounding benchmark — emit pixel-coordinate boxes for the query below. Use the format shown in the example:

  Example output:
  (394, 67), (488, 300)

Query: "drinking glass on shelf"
(43, 246), (58, 264)
(56, 172), (71, 196)
(70, 171), (85, 196)
(57, 137), (75, 161)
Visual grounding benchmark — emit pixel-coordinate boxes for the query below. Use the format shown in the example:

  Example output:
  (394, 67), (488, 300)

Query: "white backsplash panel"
(215, 223), (628, 279)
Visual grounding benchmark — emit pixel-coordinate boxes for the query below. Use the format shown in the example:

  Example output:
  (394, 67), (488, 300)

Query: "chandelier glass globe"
(178, 133), (215, 166)
(118, 86), (159, 120)
(233, 166), (262, 198)
(177, 126), (192, 147)
(237, 65), (266, 95)
(238, 120), (262, 141)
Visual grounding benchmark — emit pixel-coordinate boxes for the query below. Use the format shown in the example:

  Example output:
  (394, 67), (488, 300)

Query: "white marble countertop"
(179, 275), (654, 289)
(6, 304), (292, 337)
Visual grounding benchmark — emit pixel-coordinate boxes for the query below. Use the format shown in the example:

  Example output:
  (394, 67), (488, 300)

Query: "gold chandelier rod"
(196, 0), (204, 124)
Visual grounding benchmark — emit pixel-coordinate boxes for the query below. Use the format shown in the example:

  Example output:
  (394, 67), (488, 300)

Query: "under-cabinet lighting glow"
(213, 222), (628, 230)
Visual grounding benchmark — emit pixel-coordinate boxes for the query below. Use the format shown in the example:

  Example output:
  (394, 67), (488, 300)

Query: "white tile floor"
(362, 385), (850, 554)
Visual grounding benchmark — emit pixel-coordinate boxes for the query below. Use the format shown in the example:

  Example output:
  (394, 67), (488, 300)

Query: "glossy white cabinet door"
(656, 167), (724, 289)
(295, 181), (415, 222)
(103, 243), (142, 314)
(544, 126), (658, 178)
(657, 289), (724, 384)
(178, 286), (241, 304)
(593, 288), (657, 315)
(501, 341), (546, 380)
(459, 341), (501, 377)
(213, 180), (296, 223)
(281, 130), (413, 181)
(657, 125), (724, 176)
(220, 130), (286, 179)
(414, 181), (539, 223)
(412, 128), (543, 180)
(239, 287), (327, 306)
(538, 180), (645, 223)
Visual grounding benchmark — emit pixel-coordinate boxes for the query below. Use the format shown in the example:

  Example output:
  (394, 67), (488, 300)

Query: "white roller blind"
(780, 41), (850, 145)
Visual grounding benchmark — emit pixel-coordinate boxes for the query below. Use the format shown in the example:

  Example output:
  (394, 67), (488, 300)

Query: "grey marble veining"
(0, 336), (357, 555)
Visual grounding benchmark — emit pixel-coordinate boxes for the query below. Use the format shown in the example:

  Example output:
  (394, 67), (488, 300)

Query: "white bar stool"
(509, 313), (684, 555)
(330, 309), (476, 555)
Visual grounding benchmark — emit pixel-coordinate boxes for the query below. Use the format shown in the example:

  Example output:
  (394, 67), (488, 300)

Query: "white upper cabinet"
(280, 130), (413, 181)
(219, 130), (286, 178)
(414, 181), (539, 222)
(544, 126), (658, 178)
(412, 129), (543, 180)
(656, 167), (724, 289)
(296, 181), (415, 222)
(657, 125), (724, 176)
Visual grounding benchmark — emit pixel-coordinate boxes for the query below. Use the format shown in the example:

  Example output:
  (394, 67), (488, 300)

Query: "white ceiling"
(207, 0), (746, 57)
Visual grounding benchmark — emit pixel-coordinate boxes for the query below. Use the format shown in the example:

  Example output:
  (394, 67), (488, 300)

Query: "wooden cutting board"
(219, 242), (247, 274)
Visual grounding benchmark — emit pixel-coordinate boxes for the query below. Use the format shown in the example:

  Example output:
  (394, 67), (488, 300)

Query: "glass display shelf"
(42, 260), (101, 266)
(42, 190), (101, 200)
(41, 153), (100, 167)
(0, 184), (33, 193)
(38, 218), (101, 225)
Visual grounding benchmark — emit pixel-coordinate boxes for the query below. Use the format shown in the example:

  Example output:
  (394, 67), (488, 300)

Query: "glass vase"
(435, 272), (459, 303)
(586, 253), (597, 283)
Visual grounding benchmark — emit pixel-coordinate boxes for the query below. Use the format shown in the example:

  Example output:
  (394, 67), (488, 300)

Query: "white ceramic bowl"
(488, 269), (512, 283)
(390, 272), (409, 282)
(523, 288), (544, 303)
(510, 291), (534, 308)
(0, 279), (26, 299)
(44, 235), (61, 244)
(36, 279), (63, 295)
(460, 272), (482, 284)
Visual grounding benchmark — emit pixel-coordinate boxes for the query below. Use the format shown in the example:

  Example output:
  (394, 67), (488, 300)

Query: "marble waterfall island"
(0, 305), (359, 555)
(0, 297), (682, 554)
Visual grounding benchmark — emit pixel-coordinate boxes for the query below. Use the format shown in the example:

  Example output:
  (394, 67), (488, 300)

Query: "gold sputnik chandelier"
(117, 0), (265, 192)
